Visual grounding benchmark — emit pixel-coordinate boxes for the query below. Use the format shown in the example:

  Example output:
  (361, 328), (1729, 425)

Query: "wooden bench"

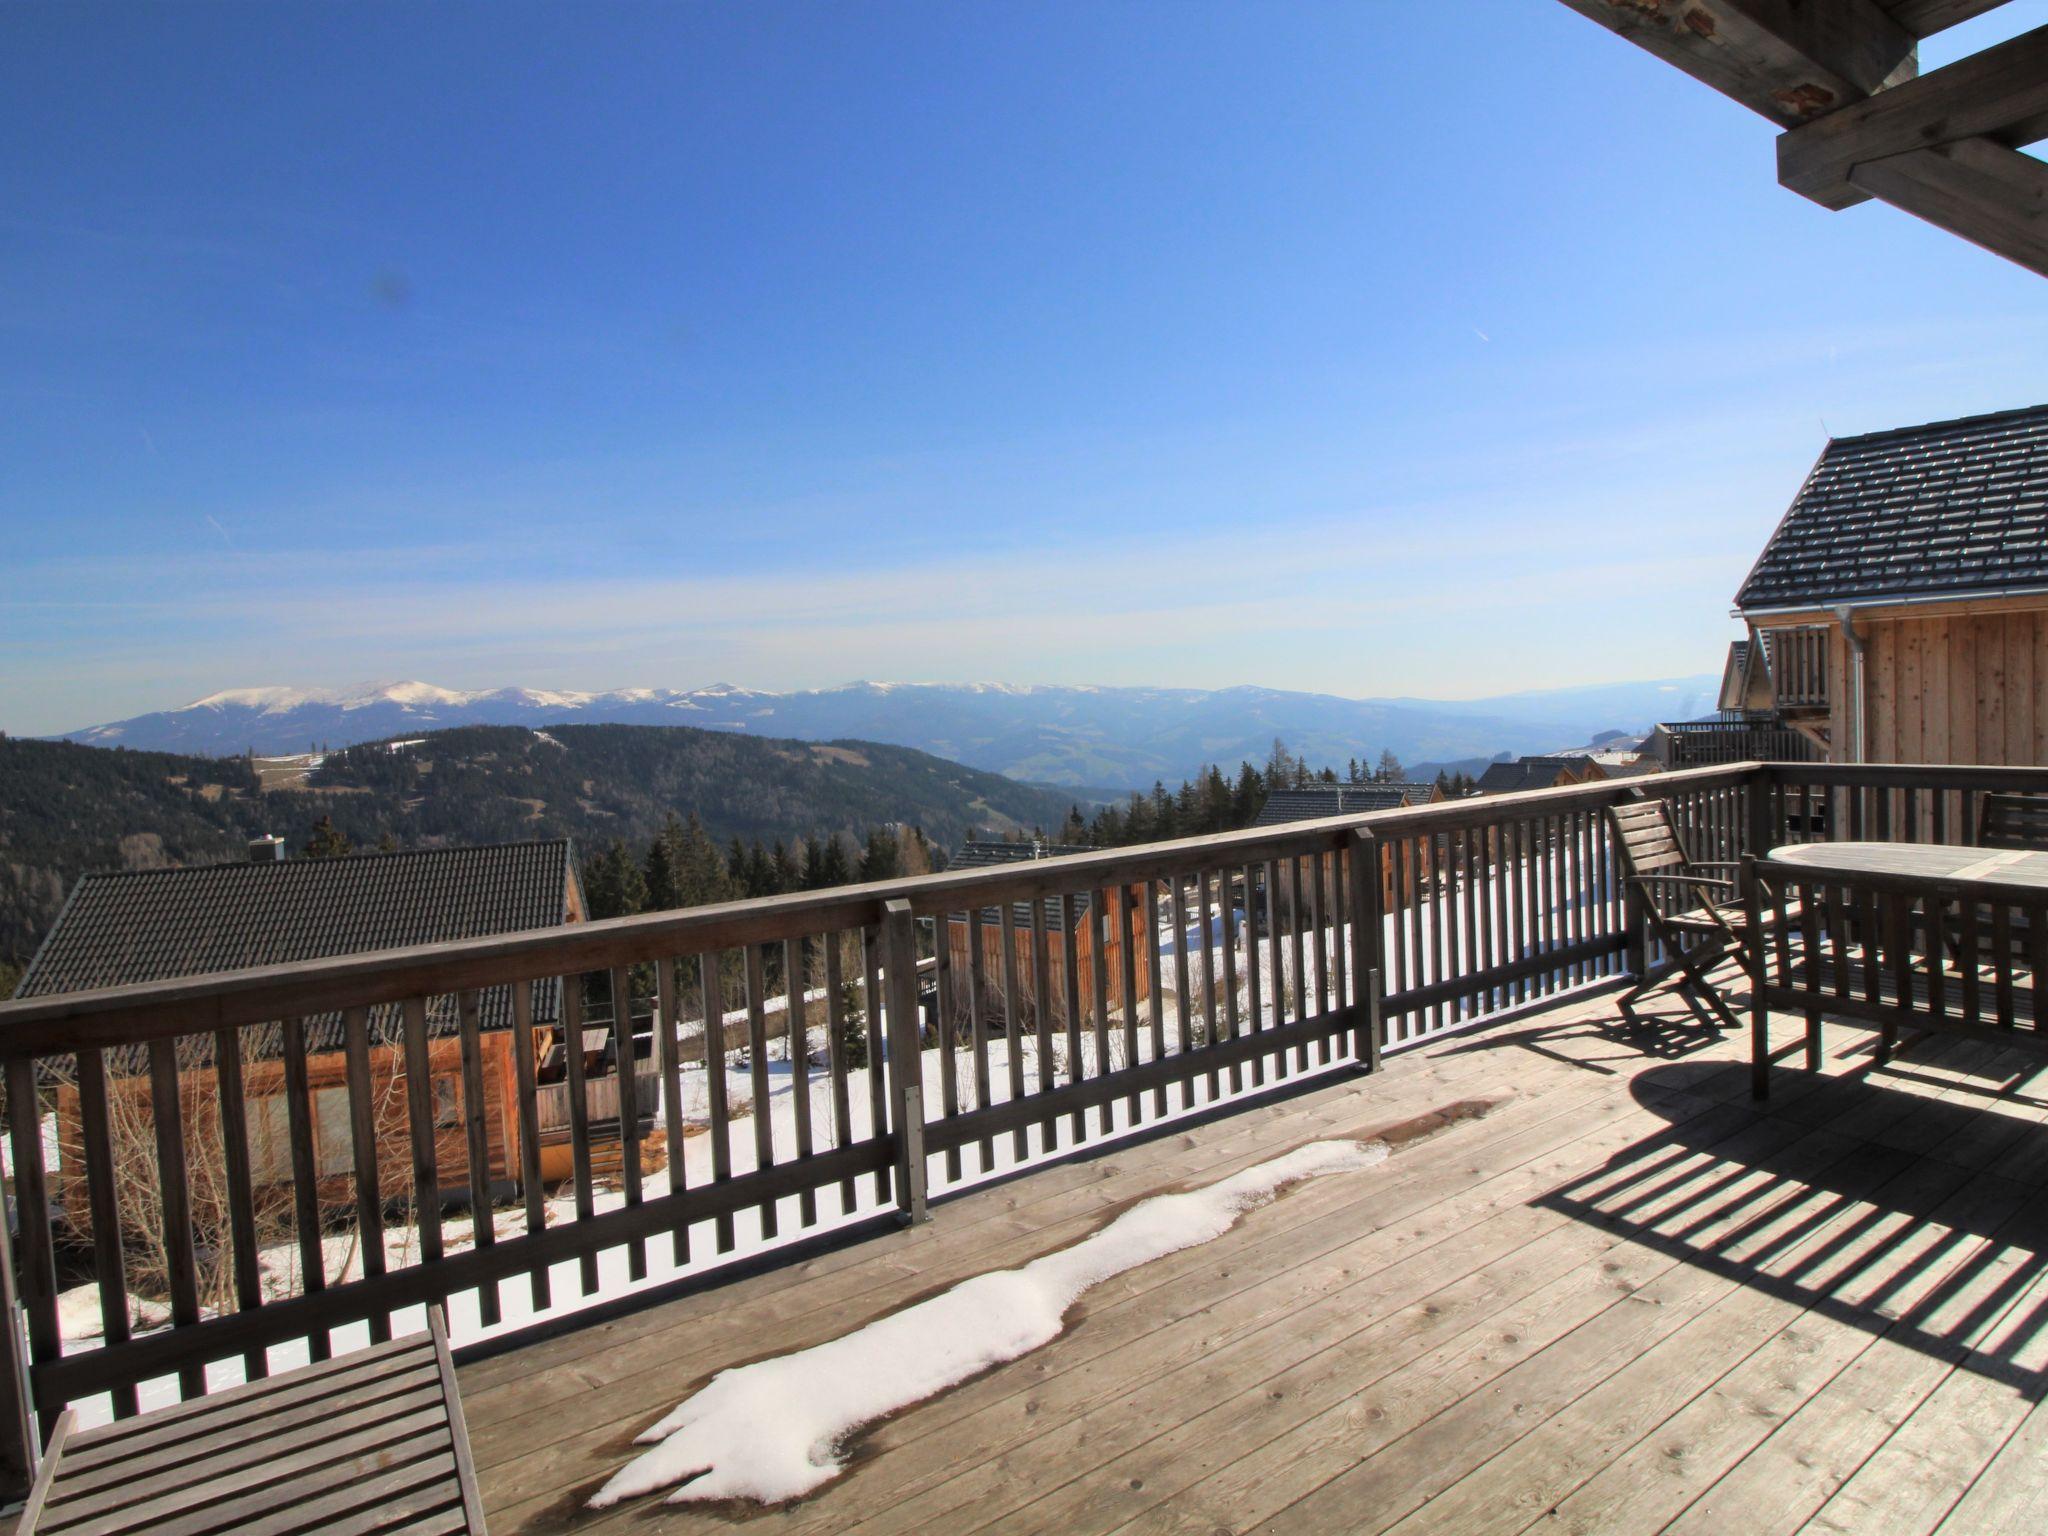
(16, 1308), (485, 1535)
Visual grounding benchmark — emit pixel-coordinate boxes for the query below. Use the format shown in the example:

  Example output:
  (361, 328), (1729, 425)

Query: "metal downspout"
(1835, 603), (1868, 764)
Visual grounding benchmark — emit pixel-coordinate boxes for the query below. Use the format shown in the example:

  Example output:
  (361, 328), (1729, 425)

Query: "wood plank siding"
(1764, 604), (2048, 767)
(52, 1032), (523, 1224)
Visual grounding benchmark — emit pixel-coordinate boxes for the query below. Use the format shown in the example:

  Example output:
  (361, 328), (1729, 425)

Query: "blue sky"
(5, 2), (2047, 736)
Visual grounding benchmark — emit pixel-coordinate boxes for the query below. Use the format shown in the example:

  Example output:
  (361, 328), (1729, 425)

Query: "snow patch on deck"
(590, 1136), (1390, 1509)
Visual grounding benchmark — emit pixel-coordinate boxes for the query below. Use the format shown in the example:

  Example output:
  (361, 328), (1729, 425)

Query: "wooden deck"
(460, 972), (2048, 1534)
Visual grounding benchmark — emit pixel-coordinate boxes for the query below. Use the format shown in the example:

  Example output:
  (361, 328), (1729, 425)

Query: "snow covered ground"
(50, 851), (1615, 1429)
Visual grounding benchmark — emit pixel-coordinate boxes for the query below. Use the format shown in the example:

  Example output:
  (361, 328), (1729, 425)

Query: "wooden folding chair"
(1980, 792), (2048, 851)
(16, 1307), (486, 1534)
(1607, 794), (1754, 1029)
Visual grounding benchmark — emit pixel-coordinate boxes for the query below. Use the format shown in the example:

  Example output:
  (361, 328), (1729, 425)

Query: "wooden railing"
(1765, 626), (1831, 711)
(0, 758), (1852, 1464)
(1663, 717), (1820, 768)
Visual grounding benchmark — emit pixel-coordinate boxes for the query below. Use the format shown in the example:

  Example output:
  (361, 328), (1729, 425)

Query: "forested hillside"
(0, 725), (1075, 970)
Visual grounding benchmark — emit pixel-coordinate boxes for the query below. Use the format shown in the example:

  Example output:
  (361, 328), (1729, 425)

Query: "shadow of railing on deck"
(1535, 1058), (2048, 1399)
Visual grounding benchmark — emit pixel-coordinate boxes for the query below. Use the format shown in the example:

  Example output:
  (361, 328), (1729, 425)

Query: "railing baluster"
(703, 954), (739, 1247)
(931, 919), (960, 1186)
(1022, 896), (1055, 1151)
(1307, 856), (1330, 1062)
(964, 909), (992, 1174)
(743, 945), (776, 1240)
(822, 941), (858, 1211)
(146, 1038), (203, 1397)
(1262, 859), (1285, 1061)
(212, 1024), (268, 1371)
(1396, 833), (1417, 1024)
(75, 1046), (136, 1417)
(1057, 893), (1082, 1140)
(557, 981), (594, 1289)
(279, 1018), (328, 1358)
(1289, 855), (1310, 1069)
(1240, 863), (1266, 1086)
(508, 985), (550, 1301)
(1198, 868), (1221, 1097)
(1117, 882), (1144, 1114)
(1219, 871), (1243, 1093)
(456, 990), (503, 1318)
(781, 941), (815, 1225)
(1147, 879), (1172, 1103)
(656, 958), (692, 1263)
(1090, 884), (1113, 1130)
(999, 898), (1027, 1156)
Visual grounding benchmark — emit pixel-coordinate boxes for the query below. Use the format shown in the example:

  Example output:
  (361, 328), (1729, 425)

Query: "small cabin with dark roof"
(16, 840), (593, 1215)
(1735, 402), (2048, 767)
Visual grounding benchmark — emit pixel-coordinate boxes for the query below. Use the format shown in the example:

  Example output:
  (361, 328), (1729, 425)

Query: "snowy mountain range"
(56, 676), (1722, 790)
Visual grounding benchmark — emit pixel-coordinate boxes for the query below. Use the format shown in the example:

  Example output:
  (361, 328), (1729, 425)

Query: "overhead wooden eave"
(1559, 0), (2048, 277)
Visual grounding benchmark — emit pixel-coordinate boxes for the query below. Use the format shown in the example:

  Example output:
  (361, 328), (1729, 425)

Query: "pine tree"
(1233, 761), (1265, 825)
(643, 817), (684, 910)
(583, 839), (648, 920)
(859, 829), (900, 884)
(770, 840), (799, 894)
(302, 815), (351, 859)
(674, 814), (733, 906)
(1376, 748), (1405, 784)
(808, 833), (853, 889)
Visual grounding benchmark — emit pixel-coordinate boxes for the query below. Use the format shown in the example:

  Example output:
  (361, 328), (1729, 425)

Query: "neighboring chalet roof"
(948, 839), (1099, 932)
(16, 841), (582, 1068)
(949, 839), (1094, 869)
(1252, 784), (1433, 827)
(1579, 755), (1661, 782)
(1474, 758), (1581, 795)
(1736, 403), (2048, 613)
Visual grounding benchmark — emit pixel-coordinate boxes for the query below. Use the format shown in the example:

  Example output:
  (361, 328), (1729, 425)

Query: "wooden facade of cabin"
(53, 1032), (523, 1229)
(942, 885), (1153, 1032)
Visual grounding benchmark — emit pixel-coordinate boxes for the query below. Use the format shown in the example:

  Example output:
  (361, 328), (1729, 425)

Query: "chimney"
(248, 835), (287, 863)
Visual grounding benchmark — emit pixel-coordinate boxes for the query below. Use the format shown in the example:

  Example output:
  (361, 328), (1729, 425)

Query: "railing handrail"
(0, 762), (1762, 1053)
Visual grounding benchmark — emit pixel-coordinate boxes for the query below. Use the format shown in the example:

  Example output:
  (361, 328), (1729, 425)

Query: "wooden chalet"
(1733, 401), (2048, 768)
(1559, 0), (2048, 278)
(13, 841), (590, 1217)
(941, 840), (1152, 1032)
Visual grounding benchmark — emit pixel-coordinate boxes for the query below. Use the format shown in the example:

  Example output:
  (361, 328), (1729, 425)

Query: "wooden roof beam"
(1850, 137), (2048, 276)
(1557, 0), (1917, 128)
(1884, 0), (2015, 38)
(1778, 23), (2048, 207)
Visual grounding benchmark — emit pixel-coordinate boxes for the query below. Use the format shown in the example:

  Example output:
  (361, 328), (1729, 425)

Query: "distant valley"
(57, 676), (1720, 790)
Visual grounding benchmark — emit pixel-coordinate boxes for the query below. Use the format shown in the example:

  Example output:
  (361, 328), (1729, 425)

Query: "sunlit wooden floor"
(461, 972), (2048, 1534)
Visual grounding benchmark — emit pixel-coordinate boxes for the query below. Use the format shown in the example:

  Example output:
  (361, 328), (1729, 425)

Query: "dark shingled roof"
(947, 840), (1099, 932)
(949, 839), (1094, 869)
(1252, 784), (1432, 827)
(1736, 403), (2048, 611)
(1475, 757), (1581, 795)
(16, 841), (580, 1066)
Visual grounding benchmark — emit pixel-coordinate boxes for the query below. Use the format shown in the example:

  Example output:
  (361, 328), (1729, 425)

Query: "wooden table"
(1769, 841), (2048, 893)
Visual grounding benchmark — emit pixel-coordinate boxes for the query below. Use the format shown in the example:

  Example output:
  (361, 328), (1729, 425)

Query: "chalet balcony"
(4, 762), (2047, 1532)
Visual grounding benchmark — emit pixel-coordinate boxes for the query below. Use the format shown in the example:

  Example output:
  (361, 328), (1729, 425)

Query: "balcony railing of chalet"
(1663, 716), (1820, 768)
(3, 761), (2045, 1483)
(535, 1053), (663, 1135)
(1766, 625), (1830, 711)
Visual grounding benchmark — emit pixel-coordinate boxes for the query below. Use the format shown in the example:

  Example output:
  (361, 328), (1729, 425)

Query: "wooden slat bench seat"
(16, 1308), (485, 1535)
